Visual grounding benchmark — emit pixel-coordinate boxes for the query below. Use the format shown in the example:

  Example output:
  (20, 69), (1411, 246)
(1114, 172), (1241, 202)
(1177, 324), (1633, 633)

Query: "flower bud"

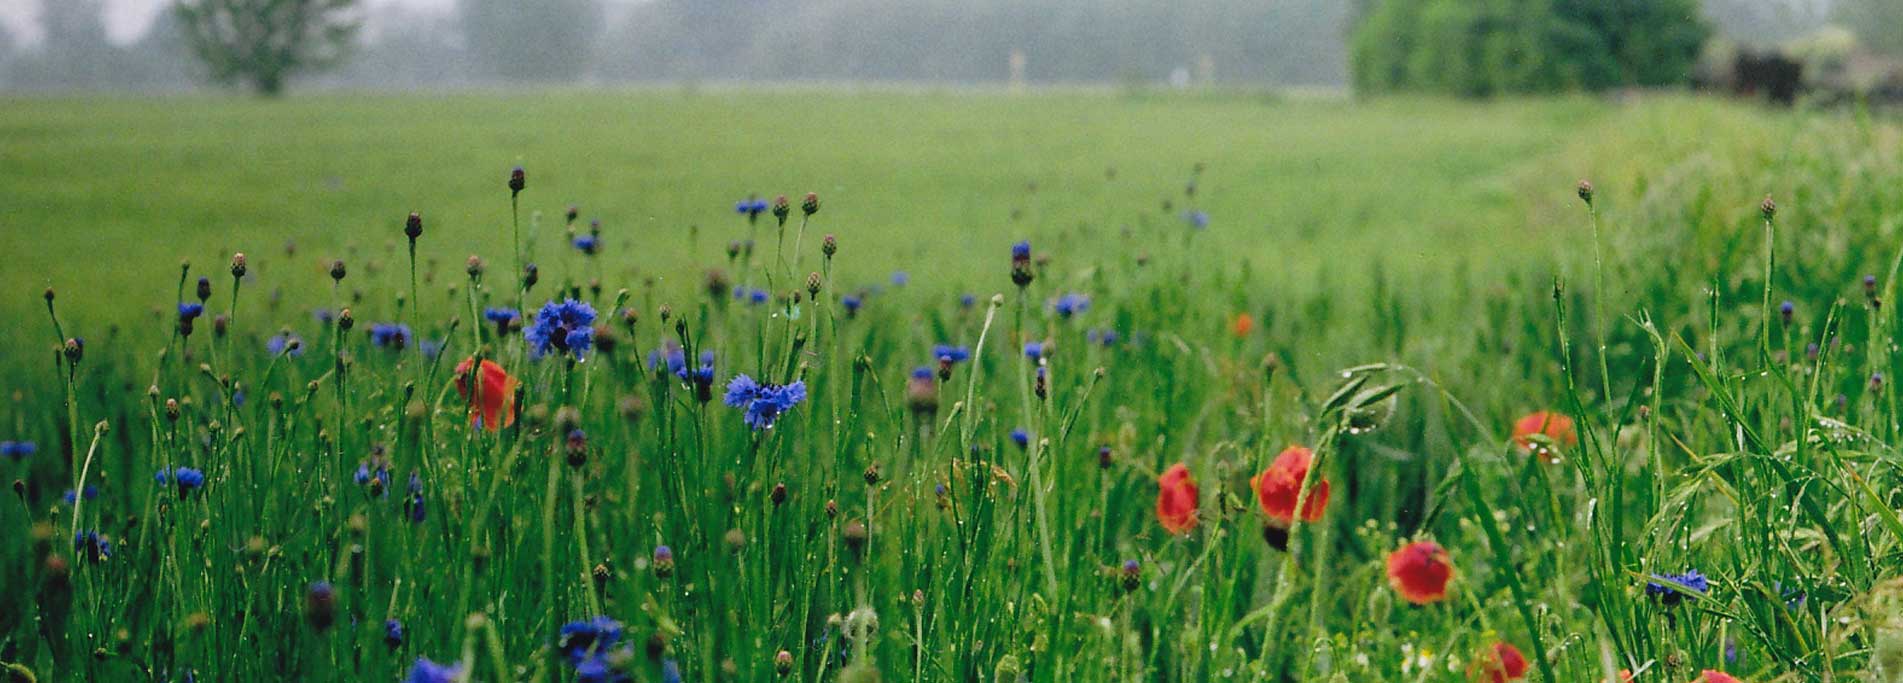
(329, 260), (347, 282)
(508, 166), (526, 194)
(801, 192), (820, 216)
(405, 212), (423, 240)
(230, 253), (247, 278)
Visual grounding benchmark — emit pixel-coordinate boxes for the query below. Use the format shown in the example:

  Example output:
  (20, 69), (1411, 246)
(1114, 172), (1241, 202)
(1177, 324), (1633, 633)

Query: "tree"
(459, 0), (601, 82)
(174, 0), (362, 96)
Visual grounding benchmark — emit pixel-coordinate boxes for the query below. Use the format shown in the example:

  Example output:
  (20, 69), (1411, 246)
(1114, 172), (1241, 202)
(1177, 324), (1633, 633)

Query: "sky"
(0, 0), (461, 45)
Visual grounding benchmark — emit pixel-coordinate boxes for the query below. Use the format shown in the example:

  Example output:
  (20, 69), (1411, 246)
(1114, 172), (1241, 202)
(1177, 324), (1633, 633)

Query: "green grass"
(0, 89), (1900, 682)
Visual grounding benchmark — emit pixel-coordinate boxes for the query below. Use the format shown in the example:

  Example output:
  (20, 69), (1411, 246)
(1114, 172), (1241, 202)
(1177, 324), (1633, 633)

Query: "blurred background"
(0, 0), (1897, 101)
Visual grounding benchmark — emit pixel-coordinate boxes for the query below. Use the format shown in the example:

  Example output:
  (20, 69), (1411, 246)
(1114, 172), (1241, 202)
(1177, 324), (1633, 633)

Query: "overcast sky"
(0, 0), (464, 44)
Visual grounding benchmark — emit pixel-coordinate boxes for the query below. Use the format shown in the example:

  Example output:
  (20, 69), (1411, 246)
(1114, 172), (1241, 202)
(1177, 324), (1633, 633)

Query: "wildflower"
(61, 486), (98, 504)
(906, 367), (938, 416)
(892, 271), (910, 287)
(841, 294), (863, 317)
(196, 276), (212, 302)
(384, 619), (405, 648)
(1, 440), (37, 461)
(355, 460), (392, 496)
(419, 339), (444, 360)
(735, 196), (769, 223)
(305, 582), (336, 631)
(404, 212), (423, 241)
(559, 616), (625, 664)
(369, 323), (412, 350)
(1577, 179), (1594, 204)
(178, 302), (205, 336)
(455, 358), (520, 430)
(1387, 540), (1454, 604)
(565, 429), (588, 468)
(822, 233), (837, 258)
(1086, 328), (1121, 347)
(1699, 672), (1741, 683)
(509, 166), (526, 195)
(231, 252), (247, 278)
(1009, 428), (1030, 449)
(1053, 293), (1090, 319)
(314, 308), (336, 325)
(723, 375), (809, 430)
(1119, 559), (1142, 593)
(404, 657), (461, 683)
(1023, 341), (1045, 360)
(1182, 210), (1209, 230)
(653, 545), (674, 579)
(1473, 642), (1528, 683)
(1011, 240), (1035, 288)
(934, 344), (971, 379)
(157, 466), (206, 497)
(404, 472), (426, 523)
(330, 259), (347, 282)
(960, 293), (976, 308)
(526, 299), (598, 359)
(1645, 569), (1709, 606)
(775, 650), (794, 676)
(484, 308), (520, 337)
(1232, 313), (1254, 337)
(802, 192), (820, 215)
(1779, 300), (1794, 325)
(1252, 446), (1329, 525)
(573, 234), (601, 255)
(566, 205), (581, 224)
(266, 332), (304, 357)
(771, 195), (791, 224)
(74, 530), (111, 563)
(1155, 463), (1199, 534)
(1511, 411), (1577, 458)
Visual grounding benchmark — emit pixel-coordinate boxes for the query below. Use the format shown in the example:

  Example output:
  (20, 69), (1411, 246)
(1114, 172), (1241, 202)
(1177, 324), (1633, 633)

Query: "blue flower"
(355, 461), (391, 495)
(723, 375), (809, 430)
(1024, 341), (1045, 360)
(662, 660), (682, 683)
(559, 616), (625, 664)
(527, 299), (598, 359)
(1, 440), (36, 460)
(404, 658), (462, 683)
(384, 619), (405, 648)
(1183, 210), (1209, 229)
(1053, 293), (1090, 318)
(1012, 241), (1031, 261)
(74, 530), (111, 562)
(369, 323), (413, 349)
(841, 294), (863, 316)
(177, 302), (205, 321)
(62, 486), (98, 504)
(648, 342), (687, 379)
(573, 234), (600, 255)
(1087, 328), (1120, 346)
(313, 308), (335, 325)
(576, 655), (632, 683)
(1010, 428), (1030, 448)
(735, 197), (769, 219)
(1646, 569), (1709, 606)
(892, 271), (910, 287)
(960, 293), (976, 308)
(156, 466), (206, 496)
(405, 472), (426, 524)
(419, 339), (444, 360)
(266, 332), (304, 357)
(484, 307), (520, 324)
(933, 345), (971, 365)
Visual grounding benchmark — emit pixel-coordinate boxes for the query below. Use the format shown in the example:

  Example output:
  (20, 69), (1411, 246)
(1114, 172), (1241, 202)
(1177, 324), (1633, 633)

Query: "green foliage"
(173, 0), (361, 96)
(1352, 0), (1710, 96)
(458, 0), (602, 82)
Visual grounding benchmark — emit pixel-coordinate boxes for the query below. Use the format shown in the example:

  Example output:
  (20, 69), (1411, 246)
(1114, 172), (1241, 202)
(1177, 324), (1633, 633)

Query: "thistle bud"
(564, 428), (588, 468)
(1098, 445), (1112, 469)
(801, 192), (820, 216)
(329, 260), (347, 282)
(863, 463), (881, 486)
(1576, 179), (1593, 206)
(43, 287), (54, 303)
(771, 195), (790, 224)
(508, 166), (525, 195)
(466, 255), (484, 278)
(337, 309), (354, 332)
(565, 205), (580, 224)
(522, 263), (539, 291)
(305, 582), (337, 632)
(821, 233), (837, 258)
(1761, 195), (1777, 221)
(653, 545), (674, 579)
(770, 482), (787, 506)
(724, 528), (747, 553)
(196, 277), (212, 303)
(806, 272), (822, 297)
(1119, 559), (1141, 593)
(842, 520), (868, 556)
(62, 338), (83, 365)
(405, 212), (423, 241)
(774, 650), (793, 676)
(230, 253), (247, 278)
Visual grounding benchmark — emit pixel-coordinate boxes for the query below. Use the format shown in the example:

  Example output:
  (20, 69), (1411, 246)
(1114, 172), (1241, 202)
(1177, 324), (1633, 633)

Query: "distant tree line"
(1348, 0), (1713, 96)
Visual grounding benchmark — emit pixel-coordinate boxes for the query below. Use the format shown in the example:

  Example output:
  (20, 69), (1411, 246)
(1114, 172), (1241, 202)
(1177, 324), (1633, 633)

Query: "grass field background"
(2, 90), (1902, 682)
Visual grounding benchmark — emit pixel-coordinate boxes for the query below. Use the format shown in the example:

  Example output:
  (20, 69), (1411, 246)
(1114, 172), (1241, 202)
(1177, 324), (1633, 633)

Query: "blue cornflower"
(576, 655), (632, 683)
(1646, 569), (1709, 606)
(1024, 341), (1045, 360)
(723, 375), (809, 430)
(841, 294), (863, 316)
(1183, 210), (1209, 229)
(750, 289), (769, 305)
(419, 339), (444, 360)
(313, 308), (336, 325)
(177, 302), (205, 321)
(933, 345), (971, 365)
(156, 466), (206, 496)
(74, 530), (111, 562)
(405, 472), (426, 523)
(355, 461), (391, 495)
(384, 619), (405, 648)
(266, 332), (304, 357)
(1010, 428), (1030, 449)
(1, 440), (36, 461)
(404, 658), (462, 683)
(1012, 241), (1031, 260)
(912, 366), (935, 381)
(369, 323), (412, 350)
(526, 299), (598, 359)
(735, 197), (769, 221)
(1053, 293), (1090, 318)
(1087, 328), (1120, 346)
(61, 485), (99, 504)
(662, 660), (682, 683)
(960, 293), (976, 308)
(484, 307), (520, 324)
(559, 616), (625, 664)
(892, 271), (910, 286)
(573, 234), (600, 255)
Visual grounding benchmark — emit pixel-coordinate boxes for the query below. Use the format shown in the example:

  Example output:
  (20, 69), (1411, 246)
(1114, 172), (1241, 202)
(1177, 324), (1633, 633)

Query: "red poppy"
(1697, 672), (1741, 683)
(1511, 410), (1577, 454)
(1155, 463), (1199, 534)
(1473, 641), (1528, 683)
(1252, 445), (1329, 525)
(454, 357), (519, 430)
(1232, 313), (1255, 338)
(1386, 540), (1454, 604)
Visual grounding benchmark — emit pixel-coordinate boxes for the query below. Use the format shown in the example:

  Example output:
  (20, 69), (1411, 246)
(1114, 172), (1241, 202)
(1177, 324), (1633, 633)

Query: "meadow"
(0, 89), (1898, 682)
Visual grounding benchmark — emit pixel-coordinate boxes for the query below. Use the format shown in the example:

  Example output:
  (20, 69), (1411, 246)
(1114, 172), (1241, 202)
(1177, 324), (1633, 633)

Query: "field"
(0, 90), (1900, 682)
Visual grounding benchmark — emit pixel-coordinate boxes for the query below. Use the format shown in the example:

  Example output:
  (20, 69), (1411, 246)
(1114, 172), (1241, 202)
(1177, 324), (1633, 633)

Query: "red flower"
(1697, 671), (1741, 683)
(1386, 540), (1454, 604)
(1155, 463), (1199, 534)
(454, 357), (519, 430)
(1232, 313), (1255, 338)
(1252, 446), (1329, 525)
(1511, 410), (1577, 456)
(1472, 641), (1528, 683)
